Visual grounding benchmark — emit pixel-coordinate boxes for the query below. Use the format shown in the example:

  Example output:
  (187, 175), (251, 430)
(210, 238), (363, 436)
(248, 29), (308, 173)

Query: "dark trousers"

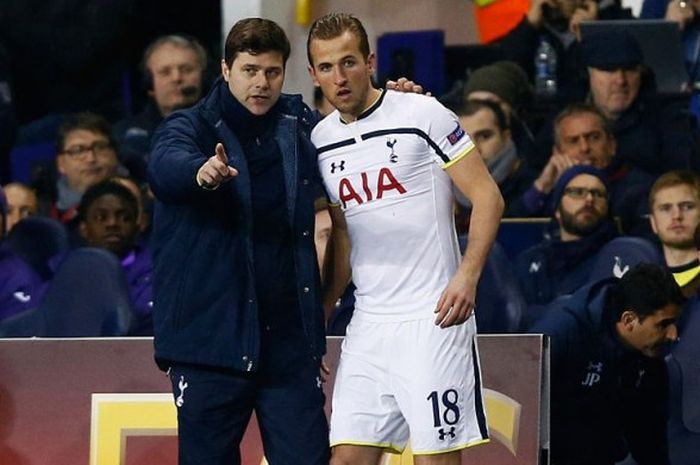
(169, 360), (329, 465)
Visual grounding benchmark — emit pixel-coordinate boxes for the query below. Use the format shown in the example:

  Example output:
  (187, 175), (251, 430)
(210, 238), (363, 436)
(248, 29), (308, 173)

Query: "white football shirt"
(312, 90), (475, 321)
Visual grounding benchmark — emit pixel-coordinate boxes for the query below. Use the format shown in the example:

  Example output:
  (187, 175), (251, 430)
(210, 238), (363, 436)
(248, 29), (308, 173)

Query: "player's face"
(556, 112), (616, 168)
(589, 66), (641, 120)
(556, 174), (609, 239)
(222, 51), (285, 116)
(79, 194), (139, 259)
(458, 108), (511, 163)
(619, 304), (680, 358)
(147, 43), (203, 117)
(650, 184), (700, 250)
(309, 31), (377, 121)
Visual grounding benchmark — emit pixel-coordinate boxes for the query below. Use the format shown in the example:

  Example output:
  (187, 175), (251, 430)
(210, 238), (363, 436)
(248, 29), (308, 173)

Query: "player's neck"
(341, 87), (382, 123)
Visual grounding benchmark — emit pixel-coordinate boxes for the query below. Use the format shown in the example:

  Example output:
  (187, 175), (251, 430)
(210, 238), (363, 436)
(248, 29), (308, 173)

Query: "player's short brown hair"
(307, 13), (370, 66)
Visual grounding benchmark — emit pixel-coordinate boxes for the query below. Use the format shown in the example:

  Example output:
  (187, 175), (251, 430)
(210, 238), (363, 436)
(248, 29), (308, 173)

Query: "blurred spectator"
(75, 180), (153, 335)
(648, 171), (700, 297)
(3, 182), (38, 233)
(515, 166), (618, 305)
(532, 263), (683, 465)
(523, 103), (654, 231)
(455, 99), (536, 216)
(641, 0), (700, 87)
(35, 113), (121, 225)
(534, 30), (700, 174)
(113, 35), (208, 182)
(0, 189), (46, 321)
(110, 175), (151, 239)
(496, 0), (631, 99)
(462, 61), (536, 161)
(0, 39), (17, 183)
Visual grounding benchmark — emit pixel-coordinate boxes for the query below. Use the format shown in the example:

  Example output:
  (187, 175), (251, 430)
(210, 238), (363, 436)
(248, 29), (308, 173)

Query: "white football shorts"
(329, 314), (489, 455)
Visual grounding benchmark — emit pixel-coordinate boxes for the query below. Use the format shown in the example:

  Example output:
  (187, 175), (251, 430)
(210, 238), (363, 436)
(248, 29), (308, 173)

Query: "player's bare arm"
(196, 143), (238, 188)
(435, 149), (504, 328)
(322, 205), (352, 322)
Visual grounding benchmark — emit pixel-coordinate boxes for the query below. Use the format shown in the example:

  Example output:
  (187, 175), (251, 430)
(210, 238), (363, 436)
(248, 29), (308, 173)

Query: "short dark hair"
(307, 13), (370, 66)
(56, 112), (113, 153)
(78, 180), (138, 223)
(223, 18), (290, 68)
(553, 103), (612, 148)
(453, 99), (509, 131)
(607, 263), (685, 322)
(648, 170), (700, 211)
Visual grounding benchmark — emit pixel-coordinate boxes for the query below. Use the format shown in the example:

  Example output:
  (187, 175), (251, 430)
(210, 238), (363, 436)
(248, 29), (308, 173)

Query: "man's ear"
(78, 221), (88, 240)
(649, 212), (658, 235)
(308, 64), (320, 87)
(366, 51), (376, 76)
(56, 155), (67, 176)
(221, 59), (230, 82)
(619, 309), (638, 329)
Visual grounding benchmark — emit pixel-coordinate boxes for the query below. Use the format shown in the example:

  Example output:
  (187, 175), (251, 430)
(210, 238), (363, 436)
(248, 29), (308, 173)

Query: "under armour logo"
(13, 291), (31, 303)
(437, 427), (456, 440)
(330, 161), (345, 173)
(613, 256), (629, 278)
(581, 361), (603, 387)
(316, 376), (322, 389)
(587, 361), (603, 372)
(387, 138), (398, 163)
(529, 261), (541, 273)
(176, 375), (188, 407)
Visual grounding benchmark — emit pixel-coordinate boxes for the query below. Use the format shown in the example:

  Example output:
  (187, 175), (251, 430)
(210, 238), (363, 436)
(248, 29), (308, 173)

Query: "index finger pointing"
(215, 143), (228, 164)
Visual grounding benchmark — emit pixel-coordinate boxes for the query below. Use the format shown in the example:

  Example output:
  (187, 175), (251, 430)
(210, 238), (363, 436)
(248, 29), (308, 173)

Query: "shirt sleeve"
(420, 96), (476, 169)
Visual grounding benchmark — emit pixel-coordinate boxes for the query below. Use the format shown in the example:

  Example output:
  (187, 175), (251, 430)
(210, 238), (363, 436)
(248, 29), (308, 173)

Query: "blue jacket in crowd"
(147, 79), (325, 372)
(532, 279), (670, 465)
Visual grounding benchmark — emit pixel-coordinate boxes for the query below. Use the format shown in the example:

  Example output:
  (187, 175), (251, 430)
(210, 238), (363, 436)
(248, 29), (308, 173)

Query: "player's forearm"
(459, 187), (504, 283)
(321, 225), (352, 321)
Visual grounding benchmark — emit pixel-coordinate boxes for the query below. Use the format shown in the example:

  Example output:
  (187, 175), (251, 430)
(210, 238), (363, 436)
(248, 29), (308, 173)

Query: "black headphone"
(140, 34), (211, 93)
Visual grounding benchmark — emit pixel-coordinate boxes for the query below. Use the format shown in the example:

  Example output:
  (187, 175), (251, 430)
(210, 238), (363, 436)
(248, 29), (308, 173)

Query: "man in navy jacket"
(532, 263), (684, 465)
(147, 18), (327, 465)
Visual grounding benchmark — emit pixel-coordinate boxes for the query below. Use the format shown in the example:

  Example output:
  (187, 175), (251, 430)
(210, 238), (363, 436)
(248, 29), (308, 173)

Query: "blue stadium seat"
(475, 241), (525, 333)
(4, 216), (69, 279)
(36, 247), (133, 337)
(459, 235), (525, 333)
(587, 236), (663, 282)
(9, 142), (56, 184)
(496, 218), (553, 260)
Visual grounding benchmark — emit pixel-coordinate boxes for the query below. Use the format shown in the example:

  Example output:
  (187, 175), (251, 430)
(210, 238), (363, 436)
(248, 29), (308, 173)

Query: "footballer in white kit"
(308, 12), (503, 462)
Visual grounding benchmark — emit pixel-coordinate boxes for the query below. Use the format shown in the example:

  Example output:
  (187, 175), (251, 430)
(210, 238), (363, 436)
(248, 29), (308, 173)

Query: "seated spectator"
(641, 0), (700, 88)
(462, 61), (536, 161)
(113, 35), (208, 182)
(496, 0), (631, 100)
(455, 99), (536, 216)
(523, 103), (654, 232)
(515, 166), (618, 305)
(74, 180), (153, 335)
(3, 182), (38, 233)
(648, 170), (700, 297)
(0, 189), (46, 321)
(0, 38), (16, 183)
(110, 175), (151, 240)
(532, 263), (683, 465)
(35, 112), (121, 226)
(533, 30), (700, 174)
